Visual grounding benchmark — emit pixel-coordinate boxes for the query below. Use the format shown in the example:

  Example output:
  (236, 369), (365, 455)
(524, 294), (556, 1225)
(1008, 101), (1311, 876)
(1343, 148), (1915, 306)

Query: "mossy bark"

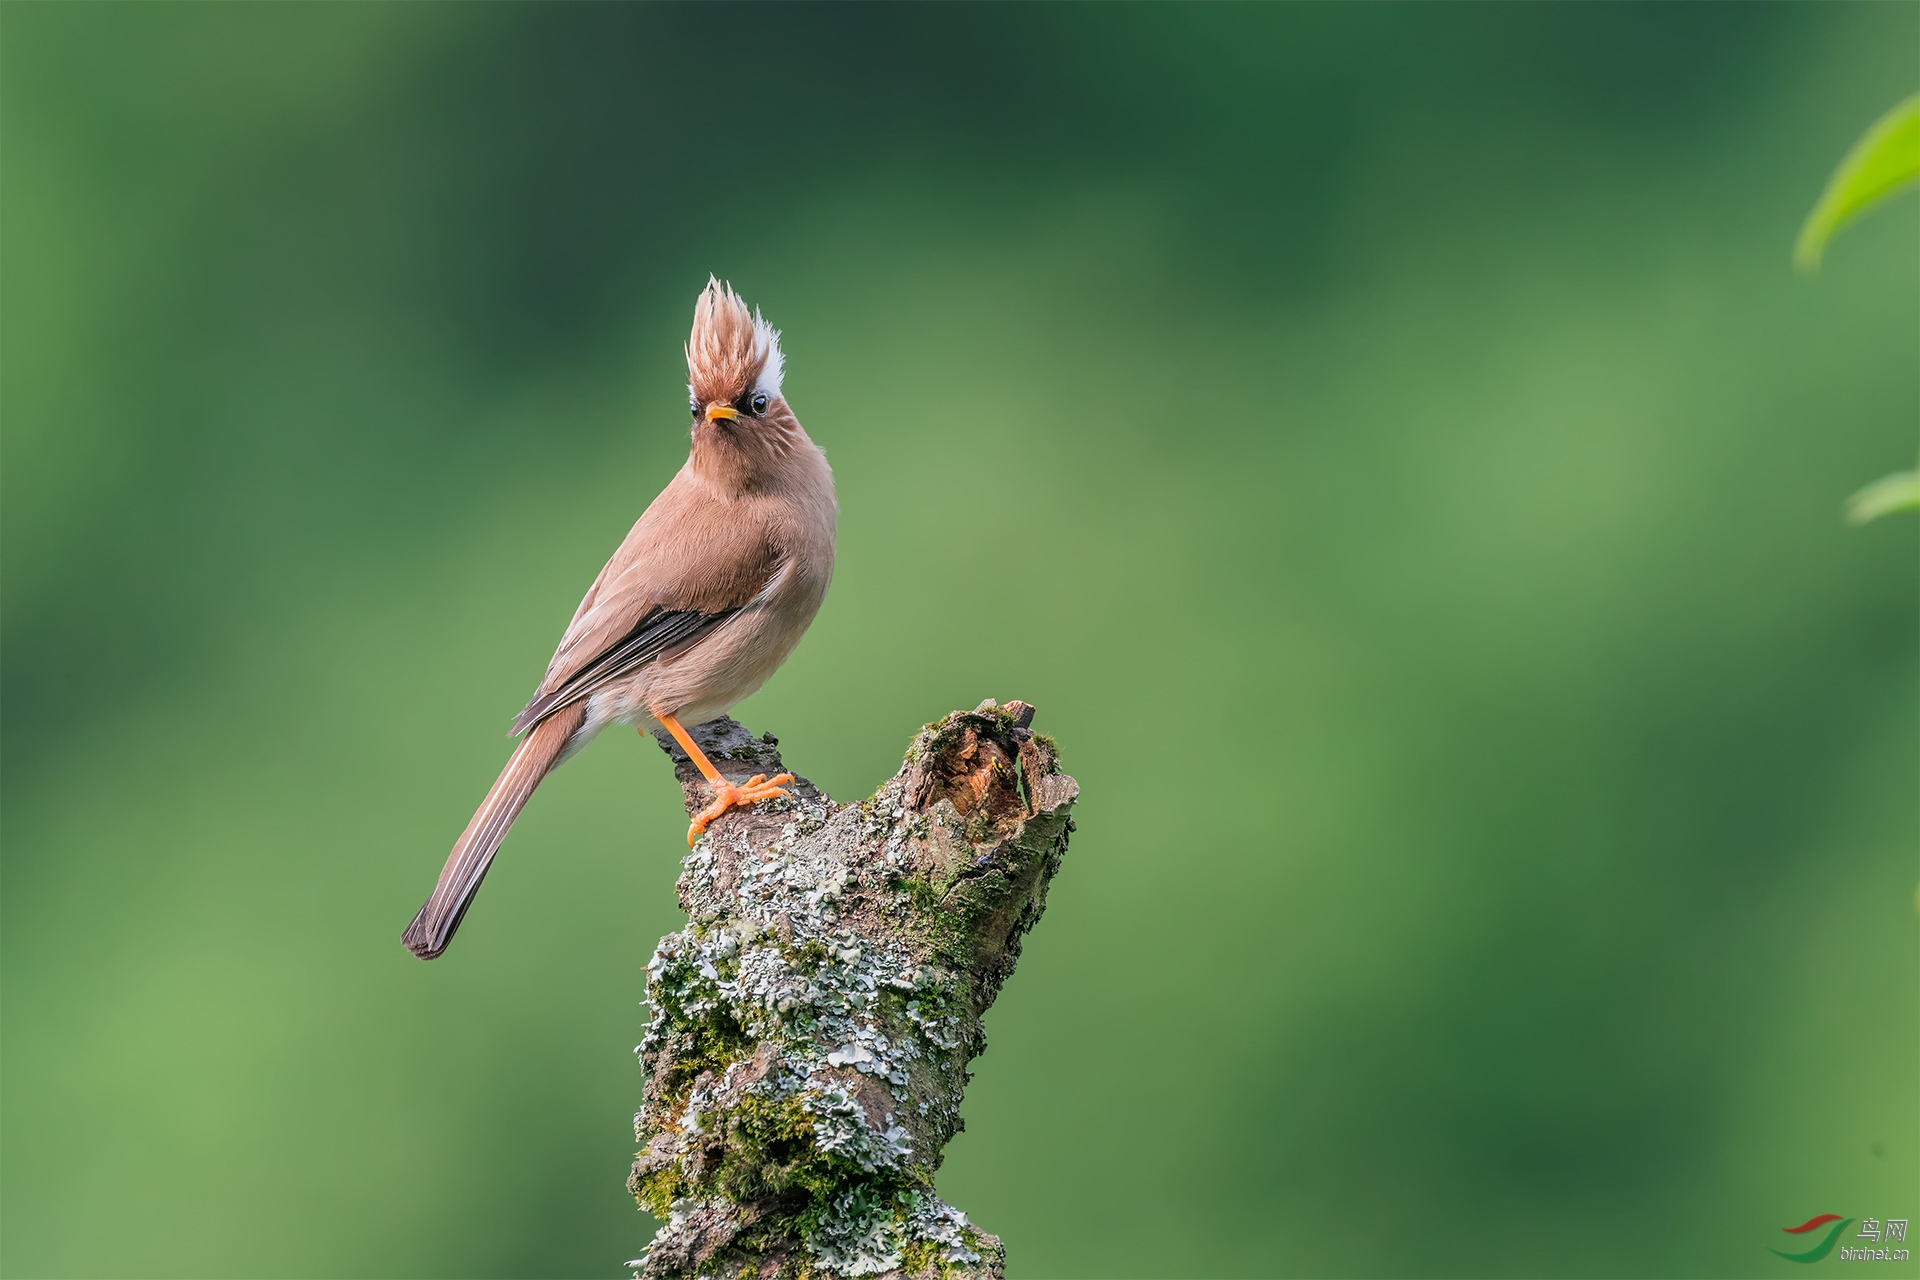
(628, 700), (1078, 1280)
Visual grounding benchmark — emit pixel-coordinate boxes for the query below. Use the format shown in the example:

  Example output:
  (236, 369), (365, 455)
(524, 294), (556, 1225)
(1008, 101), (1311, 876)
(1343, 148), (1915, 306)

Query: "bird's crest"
(687, 277), (784, 408)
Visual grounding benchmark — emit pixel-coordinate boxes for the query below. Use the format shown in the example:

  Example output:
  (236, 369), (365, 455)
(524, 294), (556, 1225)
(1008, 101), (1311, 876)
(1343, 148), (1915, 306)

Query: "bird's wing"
(509, 478), (782, 735)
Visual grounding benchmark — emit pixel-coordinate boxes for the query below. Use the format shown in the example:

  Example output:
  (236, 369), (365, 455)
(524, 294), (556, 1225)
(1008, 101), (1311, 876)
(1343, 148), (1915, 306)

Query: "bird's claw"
(686, 773), (795, 846)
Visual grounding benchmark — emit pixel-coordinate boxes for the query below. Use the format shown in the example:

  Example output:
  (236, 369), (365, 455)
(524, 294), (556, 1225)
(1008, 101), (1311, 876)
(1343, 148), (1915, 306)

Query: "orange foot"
(687, 773), (794, 847)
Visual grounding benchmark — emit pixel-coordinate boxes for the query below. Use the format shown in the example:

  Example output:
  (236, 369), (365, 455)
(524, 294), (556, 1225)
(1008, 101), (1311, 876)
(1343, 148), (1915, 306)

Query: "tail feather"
(403, 704), (586, 960)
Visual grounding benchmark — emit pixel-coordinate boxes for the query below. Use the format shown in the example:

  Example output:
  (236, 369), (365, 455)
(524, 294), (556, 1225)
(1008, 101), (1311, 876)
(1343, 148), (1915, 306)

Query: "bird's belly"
(590, 589), (823, 734)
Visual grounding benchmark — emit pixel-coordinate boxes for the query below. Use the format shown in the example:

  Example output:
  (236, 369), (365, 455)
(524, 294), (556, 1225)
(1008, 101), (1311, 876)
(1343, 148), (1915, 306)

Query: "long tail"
(403, 703), (586, 960)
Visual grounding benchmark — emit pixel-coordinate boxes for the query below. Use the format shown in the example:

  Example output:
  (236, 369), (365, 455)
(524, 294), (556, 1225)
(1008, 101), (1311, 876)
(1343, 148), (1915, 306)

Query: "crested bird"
(402, 280), (836, 960)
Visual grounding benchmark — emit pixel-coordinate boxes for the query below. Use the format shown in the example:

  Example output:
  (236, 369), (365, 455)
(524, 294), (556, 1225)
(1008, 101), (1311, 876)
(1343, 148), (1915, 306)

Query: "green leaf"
(1844, 468), (1920, 524)
(1794, 92), (1920, 274)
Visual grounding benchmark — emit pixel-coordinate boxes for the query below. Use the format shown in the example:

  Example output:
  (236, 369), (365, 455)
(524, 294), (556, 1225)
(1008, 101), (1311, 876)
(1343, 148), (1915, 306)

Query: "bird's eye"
(750, 392), (769, 414)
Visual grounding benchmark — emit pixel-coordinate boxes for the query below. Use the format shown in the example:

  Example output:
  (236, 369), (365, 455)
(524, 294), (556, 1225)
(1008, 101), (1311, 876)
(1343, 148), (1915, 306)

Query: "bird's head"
(684, 277), (794, 465)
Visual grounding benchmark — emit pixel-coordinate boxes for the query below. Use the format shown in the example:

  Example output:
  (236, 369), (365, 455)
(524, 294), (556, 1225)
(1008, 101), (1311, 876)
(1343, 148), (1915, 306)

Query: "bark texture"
(628, 700), (1078, 1279)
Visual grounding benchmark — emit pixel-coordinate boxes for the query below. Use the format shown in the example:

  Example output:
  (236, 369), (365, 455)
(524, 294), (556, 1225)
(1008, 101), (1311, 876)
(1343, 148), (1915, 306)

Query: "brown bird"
(403, 280), (836, 960)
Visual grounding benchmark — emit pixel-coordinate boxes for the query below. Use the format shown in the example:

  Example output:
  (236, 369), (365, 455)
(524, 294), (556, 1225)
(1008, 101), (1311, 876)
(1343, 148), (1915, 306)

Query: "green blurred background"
(4, 5), (1915, 1277)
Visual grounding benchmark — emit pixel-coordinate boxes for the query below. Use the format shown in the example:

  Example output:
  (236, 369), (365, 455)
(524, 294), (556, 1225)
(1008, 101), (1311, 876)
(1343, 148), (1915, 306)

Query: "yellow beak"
(705, 402), (739, 423)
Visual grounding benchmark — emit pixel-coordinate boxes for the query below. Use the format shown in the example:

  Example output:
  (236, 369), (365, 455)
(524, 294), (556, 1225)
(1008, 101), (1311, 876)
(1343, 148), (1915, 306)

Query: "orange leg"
(650, 711), (794, 848)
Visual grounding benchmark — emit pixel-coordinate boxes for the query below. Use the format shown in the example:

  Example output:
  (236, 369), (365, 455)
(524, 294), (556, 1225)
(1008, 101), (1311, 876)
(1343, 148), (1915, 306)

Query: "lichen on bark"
(627, 700), (1078, 1280)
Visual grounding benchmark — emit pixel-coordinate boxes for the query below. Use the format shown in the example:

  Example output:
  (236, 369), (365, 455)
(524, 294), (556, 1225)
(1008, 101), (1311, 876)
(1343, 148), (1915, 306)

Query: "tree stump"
(628, 700), (1078, 1279)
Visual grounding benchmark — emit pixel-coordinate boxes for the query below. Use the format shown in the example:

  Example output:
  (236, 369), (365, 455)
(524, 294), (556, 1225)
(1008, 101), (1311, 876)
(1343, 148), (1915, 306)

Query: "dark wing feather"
(508, 466), (785, 737)
(508, 605), (736, 735)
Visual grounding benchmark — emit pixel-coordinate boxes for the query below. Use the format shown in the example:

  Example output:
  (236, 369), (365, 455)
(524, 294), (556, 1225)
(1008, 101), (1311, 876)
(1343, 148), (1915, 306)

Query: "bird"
(402, 279), (836, 961)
